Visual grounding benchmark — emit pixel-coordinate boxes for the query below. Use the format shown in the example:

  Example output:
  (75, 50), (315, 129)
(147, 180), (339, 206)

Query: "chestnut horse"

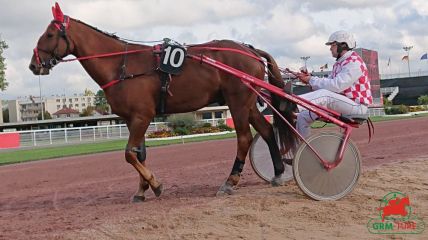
(29, 3), (296, 201)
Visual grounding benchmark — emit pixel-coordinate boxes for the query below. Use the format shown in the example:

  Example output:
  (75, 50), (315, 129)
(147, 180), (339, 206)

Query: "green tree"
(417, 95), (428, 106)
(0, 37), (8, 91)
(95, 90), (109, 113)
(37, 111), (52, 120)
(80, 106), (95, 117)
(84, 88), (95, 96)
(167, 113), (196, 135)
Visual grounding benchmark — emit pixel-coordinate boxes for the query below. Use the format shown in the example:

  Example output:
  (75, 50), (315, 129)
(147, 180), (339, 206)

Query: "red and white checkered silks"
(331, 52), (373, 105)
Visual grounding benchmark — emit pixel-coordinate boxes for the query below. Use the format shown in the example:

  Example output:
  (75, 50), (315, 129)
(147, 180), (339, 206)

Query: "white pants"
(296, 89), (368, 138)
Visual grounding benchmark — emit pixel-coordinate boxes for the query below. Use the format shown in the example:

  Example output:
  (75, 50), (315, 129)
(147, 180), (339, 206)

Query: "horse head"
(29, 2), (73, 75)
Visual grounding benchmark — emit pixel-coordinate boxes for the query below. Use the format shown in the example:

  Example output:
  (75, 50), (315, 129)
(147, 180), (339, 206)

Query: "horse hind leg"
(248, 106), (288, 186)
(217, 106), (253, 196)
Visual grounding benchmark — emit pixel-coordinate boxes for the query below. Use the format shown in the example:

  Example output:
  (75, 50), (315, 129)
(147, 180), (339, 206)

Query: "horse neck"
(68, 19), (151, 87)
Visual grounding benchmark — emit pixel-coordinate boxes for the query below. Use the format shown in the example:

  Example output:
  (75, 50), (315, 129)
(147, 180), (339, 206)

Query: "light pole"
(300, 56), (310, 71)
(403, 46), (413, 77)
(38, 75), (44, 120)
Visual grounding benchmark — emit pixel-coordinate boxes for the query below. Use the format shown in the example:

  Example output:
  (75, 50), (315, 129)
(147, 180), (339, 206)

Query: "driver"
(291, 30), (372, 138)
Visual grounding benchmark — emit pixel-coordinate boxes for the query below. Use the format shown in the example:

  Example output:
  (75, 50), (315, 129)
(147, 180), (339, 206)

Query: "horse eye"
(47, 33), (54, 38)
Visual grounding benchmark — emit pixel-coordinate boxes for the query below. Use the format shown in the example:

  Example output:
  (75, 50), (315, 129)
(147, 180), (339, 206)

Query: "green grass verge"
(0, 132), (237, 166)
(1, 113), (427, 166)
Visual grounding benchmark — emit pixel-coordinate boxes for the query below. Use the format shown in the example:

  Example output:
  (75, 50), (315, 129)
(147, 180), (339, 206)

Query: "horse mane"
(71, 18), (127, 43)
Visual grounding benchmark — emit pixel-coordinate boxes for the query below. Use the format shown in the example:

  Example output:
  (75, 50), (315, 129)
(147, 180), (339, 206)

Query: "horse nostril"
(29, 64), (36, 71)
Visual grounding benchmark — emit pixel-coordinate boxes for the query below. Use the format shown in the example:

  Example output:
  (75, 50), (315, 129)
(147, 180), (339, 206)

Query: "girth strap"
(157, 71), (171, 114)
(153, 44), (174, 115)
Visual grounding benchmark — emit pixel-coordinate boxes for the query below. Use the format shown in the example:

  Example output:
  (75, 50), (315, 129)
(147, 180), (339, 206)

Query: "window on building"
(69, 99), (72, 103)
(69, 104), (72, 108)
(75, 98), (79, 101)
(57, 105), (60, 109)
(202, 112), (212, 119)
(62, 99), (66, 103)
(81, 98), (85, 101)
(82, 103), (86, 107)
(75, 104), (79, 107)
(56, 99), (60, 102)
(87, 98), (91, 102)
(214, 111), (223, 119)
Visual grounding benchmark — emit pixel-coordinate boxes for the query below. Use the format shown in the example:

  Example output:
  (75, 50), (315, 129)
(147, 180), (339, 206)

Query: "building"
(7, 94), (96, 123)
(193, 106), (231, 121)
(52, 107), (80, 119)
(45, 95), (96, 114)
(7, 98), (44, 122)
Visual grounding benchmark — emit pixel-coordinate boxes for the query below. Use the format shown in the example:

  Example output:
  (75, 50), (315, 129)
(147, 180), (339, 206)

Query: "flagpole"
(403, 46), (413, 77)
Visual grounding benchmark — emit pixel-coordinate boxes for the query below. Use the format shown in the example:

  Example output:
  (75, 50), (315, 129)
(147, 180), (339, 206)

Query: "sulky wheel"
(293, 132), (361, 201)
(249, 129), (293, 183)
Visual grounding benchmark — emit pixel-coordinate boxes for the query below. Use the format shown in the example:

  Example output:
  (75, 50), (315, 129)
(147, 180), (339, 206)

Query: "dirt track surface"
(1, 117), (428, 239)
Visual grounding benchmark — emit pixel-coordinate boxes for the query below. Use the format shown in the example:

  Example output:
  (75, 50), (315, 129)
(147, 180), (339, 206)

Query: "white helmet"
(325, 30), (356, 49)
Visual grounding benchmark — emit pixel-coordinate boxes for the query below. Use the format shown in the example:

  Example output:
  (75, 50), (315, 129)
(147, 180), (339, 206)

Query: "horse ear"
(52, 2), (64, 22)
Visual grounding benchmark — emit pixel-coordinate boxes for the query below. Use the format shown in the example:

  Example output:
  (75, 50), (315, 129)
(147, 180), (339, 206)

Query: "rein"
(55, 44), (271, 90)
(187, 46), (263, 63)
(36, 14), (287, 91)
(59, 49), (152, 62)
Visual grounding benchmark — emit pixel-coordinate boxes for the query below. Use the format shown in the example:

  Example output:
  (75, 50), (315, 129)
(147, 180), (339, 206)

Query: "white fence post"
(49, 130), (52, 144)
(65, 129), (68, 143)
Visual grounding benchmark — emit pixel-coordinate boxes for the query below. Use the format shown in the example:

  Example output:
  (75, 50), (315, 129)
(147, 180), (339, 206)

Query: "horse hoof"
(271, 175), (287, 187)
(142, 183), (150, 191)
(216, 182), (234, 196)
(132, 195), (146, 203)
(152, 184), (163, 197)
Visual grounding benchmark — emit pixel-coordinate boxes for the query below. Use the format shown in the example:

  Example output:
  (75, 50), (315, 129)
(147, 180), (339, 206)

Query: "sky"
(0, 0), (427, 100)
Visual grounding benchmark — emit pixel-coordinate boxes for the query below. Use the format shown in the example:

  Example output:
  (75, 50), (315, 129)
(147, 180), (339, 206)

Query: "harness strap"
(153, 44), (173, 115)
(157, 72), (171, 114)
(119, 43), (129, 80)
(101, 79), (121, 90)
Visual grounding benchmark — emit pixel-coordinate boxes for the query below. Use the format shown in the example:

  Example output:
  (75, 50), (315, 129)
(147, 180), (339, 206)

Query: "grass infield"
(0, 132), (237, 165)
(1, 113), (427, 166)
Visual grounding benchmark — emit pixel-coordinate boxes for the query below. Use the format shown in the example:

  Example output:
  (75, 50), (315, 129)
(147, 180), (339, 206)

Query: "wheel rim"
(293, 132), (361, 201)
(249, 133), (293, 182)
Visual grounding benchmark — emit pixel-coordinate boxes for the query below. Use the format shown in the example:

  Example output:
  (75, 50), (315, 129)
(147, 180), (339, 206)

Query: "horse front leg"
(126, 118), (163, 201)
(131, 140), (151, 202)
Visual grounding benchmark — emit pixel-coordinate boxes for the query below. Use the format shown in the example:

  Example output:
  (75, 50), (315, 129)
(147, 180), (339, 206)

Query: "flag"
(320, 63), (328, 70)
(421, 53), (428, 60)
(402, 55), (409, 61)
(387, 57), (391, 66)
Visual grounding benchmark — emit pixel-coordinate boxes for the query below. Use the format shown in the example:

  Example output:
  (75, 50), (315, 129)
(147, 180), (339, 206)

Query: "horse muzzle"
(29, 63), (50, 75)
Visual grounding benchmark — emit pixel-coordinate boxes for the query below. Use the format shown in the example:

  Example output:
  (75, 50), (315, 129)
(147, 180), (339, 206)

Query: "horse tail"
(253, 48), (297, 153)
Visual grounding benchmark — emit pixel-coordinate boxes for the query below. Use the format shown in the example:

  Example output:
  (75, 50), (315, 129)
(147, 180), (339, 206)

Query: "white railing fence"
(4, 119), (227, 148)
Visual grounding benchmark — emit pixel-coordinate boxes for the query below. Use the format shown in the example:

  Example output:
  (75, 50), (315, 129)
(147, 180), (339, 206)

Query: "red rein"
(56, 46), (265, 90)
